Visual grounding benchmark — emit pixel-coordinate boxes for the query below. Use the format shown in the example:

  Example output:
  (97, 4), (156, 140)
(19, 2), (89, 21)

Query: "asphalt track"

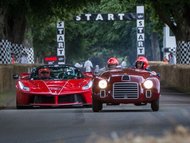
(0, 87), (190, 143)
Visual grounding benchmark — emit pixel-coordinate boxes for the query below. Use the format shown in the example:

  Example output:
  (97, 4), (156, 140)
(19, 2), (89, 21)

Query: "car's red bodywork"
(15, 65), (93, 108)
(92, 67), (160, 112)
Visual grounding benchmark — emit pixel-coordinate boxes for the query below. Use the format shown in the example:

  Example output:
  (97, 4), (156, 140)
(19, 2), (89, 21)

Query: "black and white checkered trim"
(0, 39), (34, 64)
(0, 40), (11, 64)
(169, 48), (176, 53)
(177, 41), (190, 64)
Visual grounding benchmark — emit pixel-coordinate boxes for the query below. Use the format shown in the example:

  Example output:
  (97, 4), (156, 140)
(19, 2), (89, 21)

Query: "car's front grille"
(58, 94), (84, 103)
(33, 96), (55, 104)
(31, 94), (84, 104)
(113, 82), (139, 99)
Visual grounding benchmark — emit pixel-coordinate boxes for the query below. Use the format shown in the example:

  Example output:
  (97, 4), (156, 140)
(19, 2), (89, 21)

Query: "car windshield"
(30, 65), (84, 80)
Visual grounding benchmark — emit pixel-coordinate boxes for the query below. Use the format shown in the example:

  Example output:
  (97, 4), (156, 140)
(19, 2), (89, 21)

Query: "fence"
(0, 39), (34, 64)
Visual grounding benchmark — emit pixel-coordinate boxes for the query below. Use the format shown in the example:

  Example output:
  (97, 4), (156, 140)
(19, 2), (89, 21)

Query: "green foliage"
(69, 1), (136, 65)
(50, 0), (163, 65)
(32, 22), (56, 61)
(67, 0), (163, 65)
(1, 0), (165, 64)
(147, 0), (190, 41)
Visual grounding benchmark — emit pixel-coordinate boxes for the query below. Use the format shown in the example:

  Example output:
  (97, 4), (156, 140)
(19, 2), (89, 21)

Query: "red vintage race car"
(92, 67), (160, 112)
(14, 64), (93, 109)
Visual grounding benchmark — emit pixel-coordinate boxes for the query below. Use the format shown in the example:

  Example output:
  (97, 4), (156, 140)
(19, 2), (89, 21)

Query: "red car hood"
(21, 79), (91, 94)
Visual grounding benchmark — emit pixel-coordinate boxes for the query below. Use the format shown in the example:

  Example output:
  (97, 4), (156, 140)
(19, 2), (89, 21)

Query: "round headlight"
(98, 79), (107, 89)
(143, 80), (153, 89)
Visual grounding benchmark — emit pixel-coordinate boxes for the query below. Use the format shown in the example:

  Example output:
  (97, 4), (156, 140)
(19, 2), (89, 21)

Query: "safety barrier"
(150, 62), (190, 93)
(0, 63), (190, 93)
(0, 40), (34, 64)
(0, 64), (38, 93)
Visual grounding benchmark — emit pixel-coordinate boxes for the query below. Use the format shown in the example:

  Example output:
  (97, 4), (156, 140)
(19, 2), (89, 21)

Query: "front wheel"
(92, 96), (102, 112)
(16, 105), (31, 109)
(16, 102), (32, 109)
(151, 99), (159, 111)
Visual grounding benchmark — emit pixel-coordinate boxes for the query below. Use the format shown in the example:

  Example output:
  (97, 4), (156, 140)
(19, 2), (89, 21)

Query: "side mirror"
(13, 74), (19, 79)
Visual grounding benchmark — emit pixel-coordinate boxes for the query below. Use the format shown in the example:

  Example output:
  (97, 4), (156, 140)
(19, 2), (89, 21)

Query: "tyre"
(16, 104), (31, 109)
(92, 96), (102, 112)
(16, 105), (27, 109)
(151, 99), (159, 111)
(16, 102), (24, 109)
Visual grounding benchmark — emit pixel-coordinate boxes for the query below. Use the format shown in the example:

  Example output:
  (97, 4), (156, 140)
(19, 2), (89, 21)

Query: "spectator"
(11, 53), (15, 64)
(74, 62), (83, 68)
(121, 58), (127, 68)
(168, 52), (176, 64)
(94, 65), (100, 75)
(163, 56), (169, 63)
(84, 59), (93, 72)
(20, 51), (28, 64)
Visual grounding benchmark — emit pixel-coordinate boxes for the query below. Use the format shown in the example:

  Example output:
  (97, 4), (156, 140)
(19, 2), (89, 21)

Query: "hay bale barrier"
(149, 62), (190, 93)
(0, 62), (190, 93)
(0, 64), (39, 108)
(0, 64), (37, 93)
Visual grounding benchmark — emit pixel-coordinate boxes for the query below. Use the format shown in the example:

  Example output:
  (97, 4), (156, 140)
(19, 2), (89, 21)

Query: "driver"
(107, 57), (119, 69)
(135, 56), (149, 70)
(38, 68), (50, 79)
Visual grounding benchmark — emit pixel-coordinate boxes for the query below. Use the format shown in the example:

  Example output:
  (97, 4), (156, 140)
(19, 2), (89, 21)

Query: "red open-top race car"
(13, 64), (93, 109)
(92, 67), (160, 112)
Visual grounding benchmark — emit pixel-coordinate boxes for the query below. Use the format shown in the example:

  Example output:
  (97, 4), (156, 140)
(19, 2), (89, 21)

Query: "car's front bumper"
(93, 90), (160, 104)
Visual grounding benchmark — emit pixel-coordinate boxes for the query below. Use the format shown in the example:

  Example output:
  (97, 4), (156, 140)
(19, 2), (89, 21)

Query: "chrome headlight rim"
(143, 80), (153, 89)
(98, 79), (108, 89)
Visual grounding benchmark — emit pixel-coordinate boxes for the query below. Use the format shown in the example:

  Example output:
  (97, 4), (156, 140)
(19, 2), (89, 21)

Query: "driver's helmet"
(107, 57), (119, 69)
(135, 56), (149, 69)
(38, 68), (50, 79)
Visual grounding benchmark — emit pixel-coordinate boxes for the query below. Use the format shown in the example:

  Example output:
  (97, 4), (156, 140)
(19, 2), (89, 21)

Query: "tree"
(72, 0), (163, 64)
(0, 0), (101, 63)
(0, 0), (100, 44)
(149, 0), (190, 64)
(0, 0), (27, 43)
(0, 0), (165, 64)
